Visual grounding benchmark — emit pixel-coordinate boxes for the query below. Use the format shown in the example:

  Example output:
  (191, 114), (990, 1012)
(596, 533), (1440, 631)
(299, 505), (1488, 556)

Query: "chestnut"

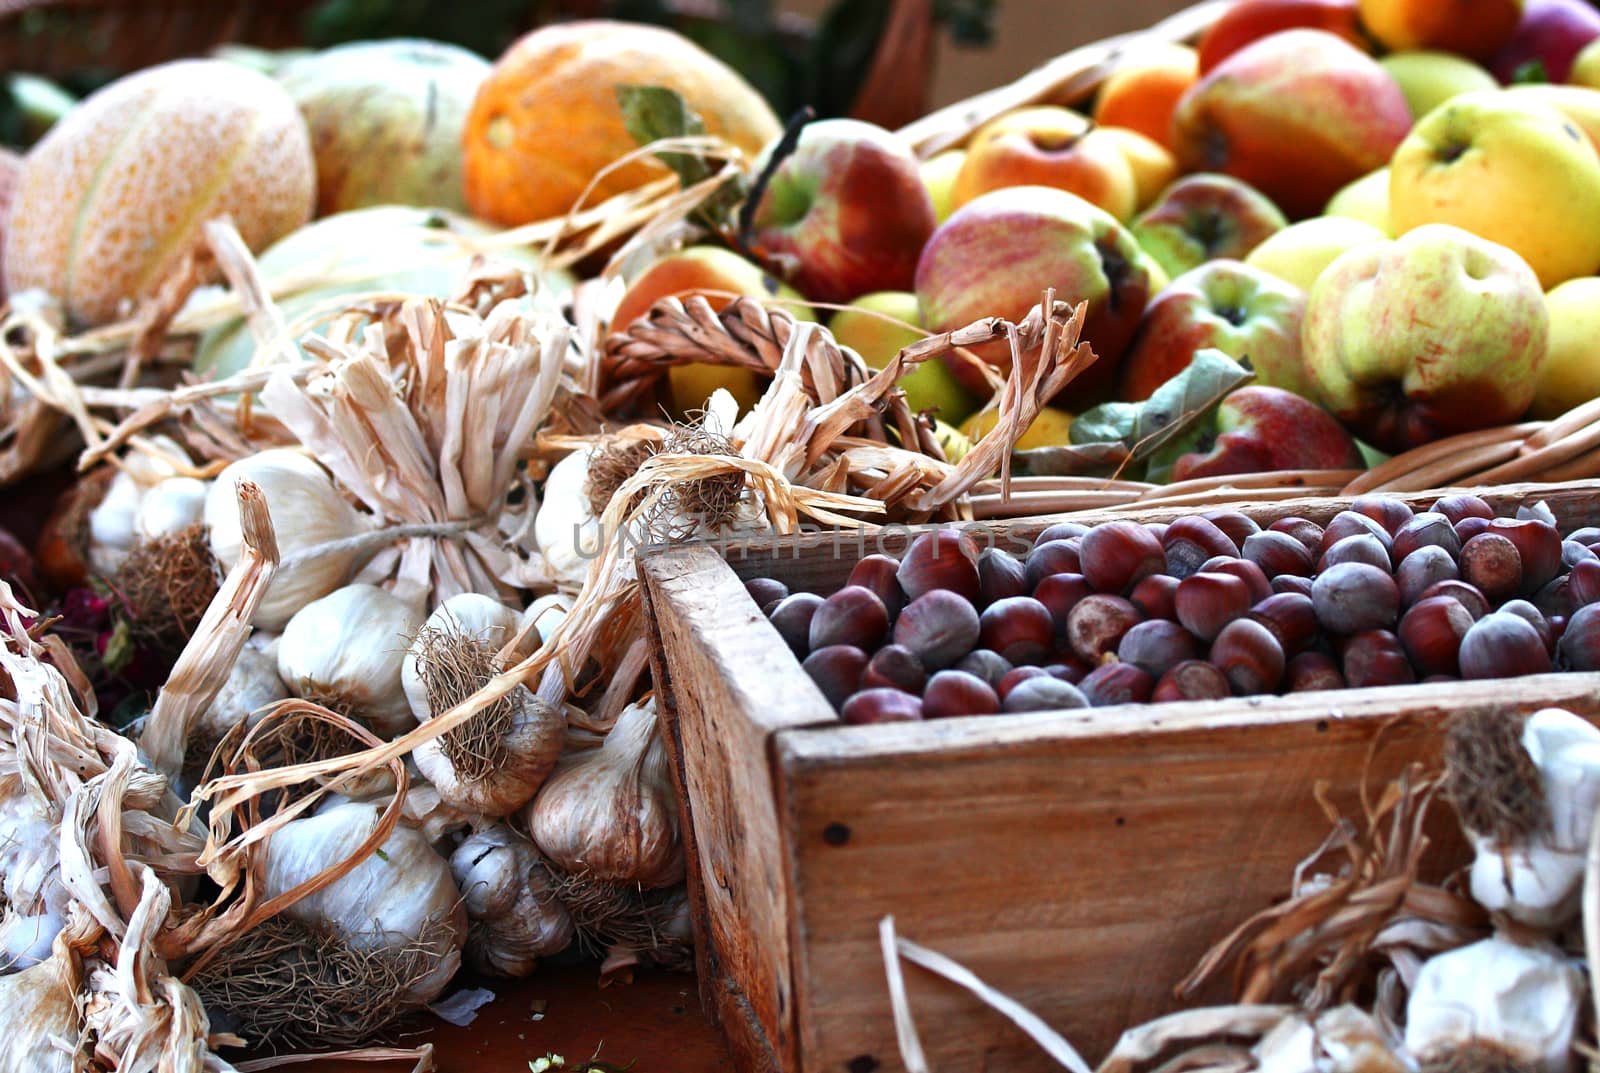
(1045, 659), (1091, 684)
(1210, 618), (1285, 695)
(1453, 515), (1492, 543)
(1248, 591), (1318, 656)
(1065, 594), (1143, 663)
(1564, 540), (1598, 571)
(769, 592), (824, 657)
(1568, 558), (1600, 608)
(977, 547), (1029, 606)
(922, 669), (1001, 718)
(1417, 579), (1491, 621)
(1271, 575), (1315, 598)
(1318, 511), (1392, 558)
(1287, 651), (1345, 693)
(1341, 629), (1415, 688)
(1151, 660), (1231, 702)
(1487, 517), (1562, 594)
(1202, 509), (1261, 547)
(861, 644), (927, 694)
(1390, 512), (1461, 563)
(1024, 539), (1083, 589)
(1080, 521), (1166, 594)
(997, 666), (1048, 700)
(1318, 533), (1393, 574)
(848, 554), (906, 618)
(1200, 556), (1272, 603)
(1242, 530), (1315, 579)
(1174, 571), (1252, 642)
(1002, 677), (1090, 713)
(1311, 562), (1399, 635)
(1535, 575), (1576, 621)
(1034, 572), (1094, 639)
(1568, 526), (1600, 546)
(897, 528), (981, 602)
(1398, 596), (1474, 677)
(809, 586), (890, 652)
(955, 649), (1012, 688)
(1395, 545), (1459, 607)
(1268, 516), (1325, 554)
(746, 577), (789, 608)
(1350, 494), (1413, 535)
(841, 688), (923, 724)
(1430, 493), (1493, 525)
(893, 590), (981, 671)
(1459, 611), (1552, 679)
(1458, 532), (1523, 604)
(979, 596), (1056, 665)
(1145, 522), (1170, 543)
(1500, 599), (1555, 655)
(1162, 516), (1239, 579)
(803, 645), (869, 711)
(1079, 662), (1155, 706)
(1117, 619), (1199, 678)
(1034, 522), (1088, 546)
(1128, 573), (1180, 621)
(1558, 604), (1600, 671)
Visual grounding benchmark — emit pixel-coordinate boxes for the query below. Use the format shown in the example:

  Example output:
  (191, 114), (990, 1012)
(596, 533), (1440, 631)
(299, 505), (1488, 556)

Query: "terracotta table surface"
(274, 965), (734, 1073)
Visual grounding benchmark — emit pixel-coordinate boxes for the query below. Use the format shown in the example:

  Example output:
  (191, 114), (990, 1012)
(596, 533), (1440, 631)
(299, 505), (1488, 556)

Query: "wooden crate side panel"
(772, 675), (1600, 1073)
(641, 545), (836, 1073)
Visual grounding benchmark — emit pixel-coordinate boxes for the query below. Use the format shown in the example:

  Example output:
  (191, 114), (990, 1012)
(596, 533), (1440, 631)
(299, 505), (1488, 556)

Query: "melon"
(4, 59), (314, 327)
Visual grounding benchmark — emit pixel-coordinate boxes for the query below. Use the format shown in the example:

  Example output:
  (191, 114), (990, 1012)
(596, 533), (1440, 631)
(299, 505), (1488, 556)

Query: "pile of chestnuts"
(748, 493), (1600, 724)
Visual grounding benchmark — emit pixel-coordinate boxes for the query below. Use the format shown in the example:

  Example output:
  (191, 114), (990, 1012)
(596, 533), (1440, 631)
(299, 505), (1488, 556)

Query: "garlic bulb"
(278, 584), (423, 737)
(534, 449), (603, 591)
(194, 632), (286, 743)
(448, 825), (573, 977)
(522, 593), (571, 648)
(134, 476), (208, 541)
(1405, 935), (1583, 1073)
(0, 779), (67, 970)
(205, 449), (368, 630)
(87, 436), (193, 575)
(1253, 1007), (1406, 1073)
(0, 953), (81, 1072)
(403, 594), (565, 817)
(262, 798), (466, 1007)
(526, 698), (683, 888)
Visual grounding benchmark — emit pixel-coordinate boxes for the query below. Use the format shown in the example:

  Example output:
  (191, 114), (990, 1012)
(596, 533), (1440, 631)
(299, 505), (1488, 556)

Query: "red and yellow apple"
(1325, 167), (1391, 233)
(1302, 224), (1549, 452)
(1489, 0), (1600, 83)
(1504, 83), (1600, 149)
(1119, 259), (1310, 401)
(1531, 277), (1600, 418)
(1170, 385), (1364, 480)
(914, 185), (1156, 405)
(1379, 51), (1499, 118)
(1359, 0), (1523, 60)
(1091, 42), (1199, 152)
(1171, 29), (1412, 219)
(1388, 90), (1600, 288)
(1131, 172), (1288, 279)
(830, 291), (981, 423)
(962, 406), (1076, 450)
(1195, 0), (1368, 73)
(952, 107), (1138, 220)
(747, 118), (935, 304)
(1244, 215), (1387, 291)
(1096, 126), (1180, 211)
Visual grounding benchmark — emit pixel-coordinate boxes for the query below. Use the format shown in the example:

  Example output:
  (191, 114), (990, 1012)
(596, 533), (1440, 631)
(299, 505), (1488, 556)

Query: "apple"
(1504, 83), (1600, 148)
(962, 405), (1077, 450)
(1170, 385), (1364, 480)
(1302, 224), (1549, 453)
(1096, 127), (1179, 212)
(830, 291), (981, 423)
(1196, 0), (1368, 74)
(1531, 277), (1600, 418)
(1244, 215), (1387, 292)
(1131, 172), (1288, 279)
(914, 185), (1156, 404)
(1324, 167), (1392, 234)
(1379, 51), (1500, 118)
(1359, 0), (1523, 60)
(1389, 90), (1600, 288)
(952, 106), (1137, 220)
(1574, 36), (1600, 86)
(920, 149), (966, 224)
(747, 118), (936, 304)
(1119, 259), (1311, 401)
(1489, 0), (1600, 83)
(1091, 42), (1199, 152)
(1171, 30), (1413, 220)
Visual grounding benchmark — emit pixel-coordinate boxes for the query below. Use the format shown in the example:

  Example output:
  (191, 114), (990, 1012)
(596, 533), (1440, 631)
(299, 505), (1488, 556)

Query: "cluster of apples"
(614, 0), (1600, 480)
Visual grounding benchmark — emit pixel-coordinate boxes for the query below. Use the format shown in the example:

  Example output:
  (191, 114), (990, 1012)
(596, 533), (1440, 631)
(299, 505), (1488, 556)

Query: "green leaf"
(616, 84), (712, 184)
(1511, 59), (1549, 85)
(1069, 401), (1139, 448)
(102, 618), (135, 676)
(1011, 441), (1131, 477)
(1129, 348), (1254, 462)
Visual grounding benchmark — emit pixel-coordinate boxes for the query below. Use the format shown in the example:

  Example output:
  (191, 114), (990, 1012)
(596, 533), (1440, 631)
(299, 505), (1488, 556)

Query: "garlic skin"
(1254, 1007), (1407, 1073)
(526, 698), (683, 888)
(87, 437), (194, 575)
(194, 632), (286, 743)
(534, 450), (602, 591)
(205, 449), (367, 630)
(134, 476), (208, 541)
(448, 825), (573, 977)
(0, 954), (81, 1072)
(278, 584), (424, 737)
(1404, 935), (1582, 1073)
(403, 594), (566, 817)
(263, 799), (466, 1007)
(522, 593), (571, 649)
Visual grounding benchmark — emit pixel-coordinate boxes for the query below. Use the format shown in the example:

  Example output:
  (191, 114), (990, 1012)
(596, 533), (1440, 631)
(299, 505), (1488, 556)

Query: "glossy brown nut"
(1563, 540), (1598, 570)
(1431, 494), (1494, 525)
(1390, 512), (1461, 563)
(1242, 530), (1315, 578)
(1567, 526), (1600, 546)
(1398, 596), (1474, 677)
(1536, 575), (1576, 620)
(1162, 516), (1239, 579)
(893, 589), (981, 671)
(1202, 509), (1261, 547)
(1459, 532), (1523, 604)
(1066, 594), (1144, 664)
(1174, 571), (1252, 642)
(1200, 556), (1272, 604)
(1459, 611), (1553, 679)
(897, 528), (982, 603)
(848, 554), (906, 618)
(1418, 579), (1491, 621)
(1318, 533), (1393, 574)
(1117, 619), (1199, 678)
(922, 669), (1001, 718)
(1568, 558), (1600, 607)
(1145, 522), (1170, 543)
(1024, 539), (1083, 589)
(1286, 651), (1345, 692)
(803, 645), (869, 711)
(1002, 676), (1091, 712)
(746, 577), (789, 608)
(1272, 575), (1315, 598)
(977, 548), (1029, 607)
(1034, 572), (1094, 638)
(1034, 521), (1088, 546)
(841, 688), (923, 724)
(1080, 662), (1155, 707)
(769, 592), (824, 657)
(1559, 604), (1600, 671)
(1248, 591), (1318, 656)
(1454, 515), (1492, 543)
(1487, 517), (1562, 594)
(1319, 511), (1392, 557)
(1211, 618), (1285, 695)
(1045, 659), (1091, 684)
(979, 596), (1056, 665)
(997, 666), (1048, 699)
(1080, 520), (1166, 594)
(1268, 516), (1324, 553)
(1151, 659), (1231, 702)
(955, 649), (1012, 688)
(1128, 573), (1180, 621)
(809, 586), (890, 652)
(1395, 545), (1460, 607)
(1500, 599), (1555, 655)
(1312, 562), (1399, 635)
(861, 644), (927, 694)
(1342, 629), (1416, 688)
(1350, 495), (1414, 535)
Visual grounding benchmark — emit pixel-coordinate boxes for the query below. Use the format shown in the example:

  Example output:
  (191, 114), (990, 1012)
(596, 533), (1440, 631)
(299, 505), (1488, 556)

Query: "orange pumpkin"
(462, 20), (782, 227)
(5, 59), (314, 326)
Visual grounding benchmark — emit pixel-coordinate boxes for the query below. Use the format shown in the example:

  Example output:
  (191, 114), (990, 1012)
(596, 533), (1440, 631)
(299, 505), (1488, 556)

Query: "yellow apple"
(1325, 167), (1391, 234)
(1096, 126), (1179, 211)
(1531, 276), (1600, 418)
(1504, 83), (1600, 151)
(1379, 51), (1498, 119)
(920, 149), (966, 224)
(830, 291), (981, 424)
(1572, 37), (1600, 88)
(1245, 215), (1388, 292)
(1389, 90), (1600, 288)
(933, 419), (972, 462)
(961, 405), (1075, 450)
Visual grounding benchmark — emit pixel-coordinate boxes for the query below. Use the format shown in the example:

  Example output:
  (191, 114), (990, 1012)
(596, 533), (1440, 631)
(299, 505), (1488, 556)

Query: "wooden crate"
(639, 480), (1600, 1073)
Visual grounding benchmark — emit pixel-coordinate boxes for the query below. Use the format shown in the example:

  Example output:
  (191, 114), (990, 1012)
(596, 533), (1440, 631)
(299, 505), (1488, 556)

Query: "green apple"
(1379, 51), (1497, 119)
(1245, 215), (1387, 292)
(1325, 167), (1391, 235)
(1574, 37), (1600, 87)
(1531, 277), (1600, 418)
(830, 291), (980, 424)
(920, 149), (966, 224)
